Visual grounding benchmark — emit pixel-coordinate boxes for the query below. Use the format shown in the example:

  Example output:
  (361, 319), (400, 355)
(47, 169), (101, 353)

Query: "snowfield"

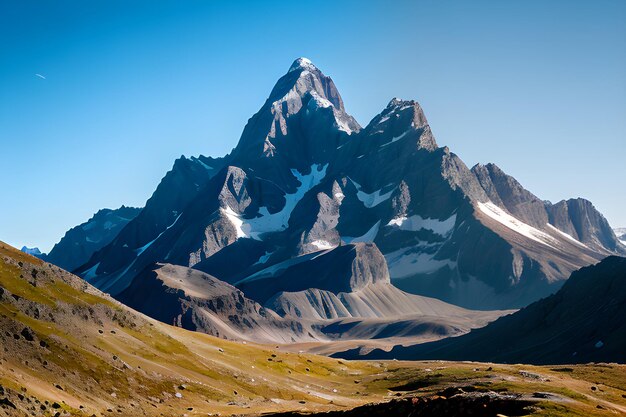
(387, 214), (456, 237)
(477, 201), (559, 249)
(222, 164), (328, 240)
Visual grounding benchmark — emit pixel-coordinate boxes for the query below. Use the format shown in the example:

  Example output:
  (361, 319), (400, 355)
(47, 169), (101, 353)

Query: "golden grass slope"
(0, 241), (389, 416)
(0, 241), (624, 417)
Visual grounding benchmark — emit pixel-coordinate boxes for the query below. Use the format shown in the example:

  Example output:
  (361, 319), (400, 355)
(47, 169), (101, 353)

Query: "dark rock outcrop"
(262, 392), (534, 417)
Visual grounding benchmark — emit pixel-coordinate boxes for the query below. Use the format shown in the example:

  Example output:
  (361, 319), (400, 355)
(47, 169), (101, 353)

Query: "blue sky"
(1, 0), (625, 252)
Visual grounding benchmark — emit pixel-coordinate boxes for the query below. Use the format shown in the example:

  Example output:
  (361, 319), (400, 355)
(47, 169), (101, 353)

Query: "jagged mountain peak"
(471, 162), (500, 172)
(267, 57), (346, 114)
(385, 98), (429, 128)
(232, 58), (360, 167)
(362, 97), (437, 152)
(288, 57), (318, 73)
(41, 205), (142, 273)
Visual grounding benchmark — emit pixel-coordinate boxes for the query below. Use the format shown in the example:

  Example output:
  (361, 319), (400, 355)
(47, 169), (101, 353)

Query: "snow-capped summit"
(288, 57), (317, 73)
(231, 57), (360, 168)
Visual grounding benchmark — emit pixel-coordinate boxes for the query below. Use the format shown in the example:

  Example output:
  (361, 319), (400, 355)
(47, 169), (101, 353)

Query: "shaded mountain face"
(343, 256), (626, 364)
(40, 206), (141, 272)
(115, 243), (507, 351)
(74, 57), (625, 315)
(118, 263), (322, 344)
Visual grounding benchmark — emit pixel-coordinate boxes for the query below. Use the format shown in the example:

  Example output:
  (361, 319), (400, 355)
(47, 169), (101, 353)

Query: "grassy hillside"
(0, 241), (624, 416)
(0, 241), (388, 416)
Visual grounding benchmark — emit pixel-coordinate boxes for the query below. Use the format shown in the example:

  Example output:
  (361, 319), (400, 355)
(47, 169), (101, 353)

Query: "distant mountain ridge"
(20, 246), (42, 256)
(40, 206), (141, 272)
(39, 58), (624, 350)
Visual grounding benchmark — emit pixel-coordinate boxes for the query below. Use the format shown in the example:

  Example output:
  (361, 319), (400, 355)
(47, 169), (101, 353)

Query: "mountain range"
(36, 58), (625, 354)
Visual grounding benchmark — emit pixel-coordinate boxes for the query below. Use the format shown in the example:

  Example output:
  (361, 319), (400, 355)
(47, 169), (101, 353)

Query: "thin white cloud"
(35, 73), (46, 79)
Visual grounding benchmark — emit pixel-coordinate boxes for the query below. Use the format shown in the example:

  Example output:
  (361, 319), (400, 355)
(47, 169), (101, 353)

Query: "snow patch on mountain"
(377, 115), (390, 124)
(254, 251), (274, 266)
(387, 214), (456, 237)
(478, 201), (558, 249)
(288, 57), (316, 73)
(388, 98), (415, 111)
(546, 224), (589, 248)
(221, 206), (248, 238)
(224, 164), (329, 241)
(308, 91), (332, 109)
(310, 240), (336, 251)
(380, 130), (410, 147)
(350, 179), (395, 208)
(335, 114), (355, 135)
(386, 247), (456, 279)
(190, 156), (215, 172)
(306, 91), (354, 134)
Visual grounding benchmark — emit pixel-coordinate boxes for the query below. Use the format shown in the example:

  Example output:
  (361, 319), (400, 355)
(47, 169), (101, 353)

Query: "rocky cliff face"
(547, 198), (622, 252)
(471, 163), (623, 254)
(71, 57), (624, 320)
(472, 163), (549, 228)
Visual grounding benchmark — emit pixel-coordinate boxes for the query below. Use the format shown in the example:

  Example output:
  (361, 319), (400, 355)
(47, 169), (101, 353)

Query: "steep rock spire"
(232, 58), (360, 165)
